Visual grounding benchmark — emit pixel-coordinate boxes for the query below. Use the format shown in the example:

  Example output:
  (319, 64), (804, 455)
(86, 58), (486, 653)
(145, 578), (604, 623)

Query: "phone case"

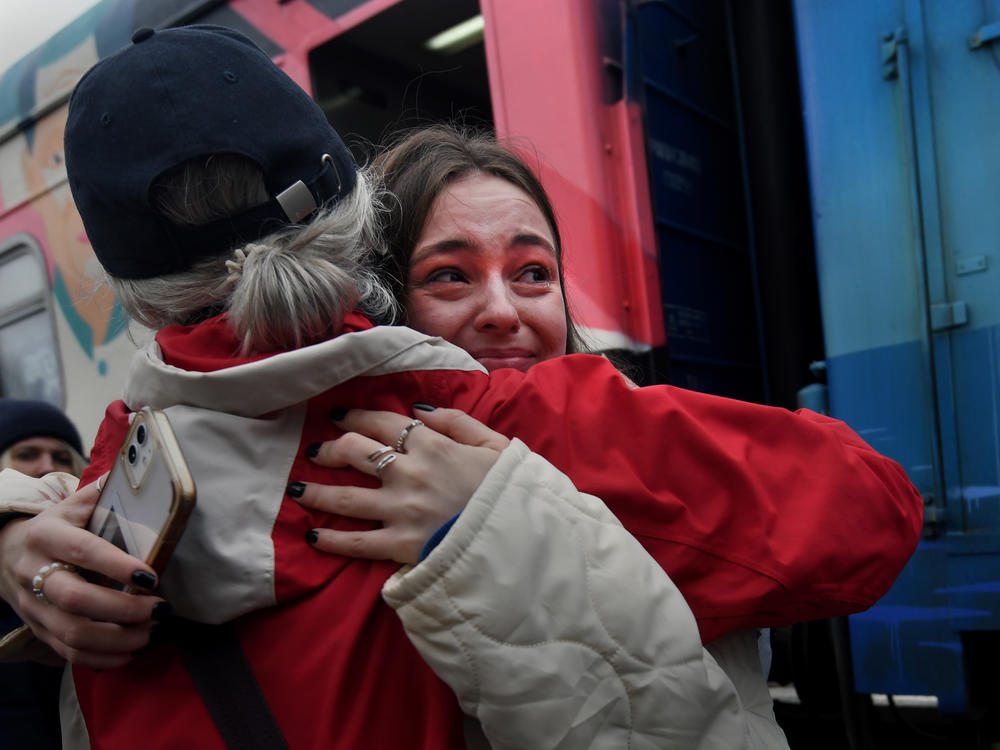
(86, 407), (196, 591)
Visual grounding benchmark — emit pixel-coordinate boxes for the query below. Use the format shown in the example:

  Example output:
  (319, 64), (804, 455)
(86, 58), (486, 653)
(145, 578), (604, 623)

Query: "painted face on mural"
(21, 111), (89, 265)
(18, 103), (122, 359)
(3, 35), (125, 362)
(406, 173), (568, 372)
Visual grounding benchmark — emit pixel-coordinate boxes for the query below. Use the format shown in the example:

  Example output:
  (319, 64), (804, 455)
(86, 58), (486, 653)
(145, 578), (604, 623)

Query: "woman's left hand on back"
(293, 406), (509, 565)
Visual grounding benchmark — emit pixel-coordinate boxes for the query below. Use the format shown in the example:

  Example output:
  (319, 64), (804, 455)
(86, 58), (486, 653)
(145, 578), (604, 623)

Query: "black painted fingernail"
(413, 403), (436, 412)
(329, 407), (349, 421)
(286, 481), (306, 498)
(306, 443), (321, 458)
(132, 570), (157, 589)
(151, 601), (173, 621)
(305, 529), (319, 544)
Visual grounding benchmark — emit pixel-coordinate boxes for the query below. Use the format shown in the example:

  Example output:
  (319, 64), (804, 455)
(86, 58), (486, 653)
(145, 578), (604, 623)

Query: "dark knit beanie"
(0, 399), (84, 456)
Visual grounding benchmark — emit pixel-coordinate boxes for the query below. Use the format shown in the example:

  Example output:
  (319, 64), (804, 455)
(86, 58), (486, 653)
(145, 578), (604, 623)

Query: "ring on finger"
(31, 561), (77, 603)
(366, 444), (395, 462)
(394, 419), (424, 454)
(374, 453), (397, 479)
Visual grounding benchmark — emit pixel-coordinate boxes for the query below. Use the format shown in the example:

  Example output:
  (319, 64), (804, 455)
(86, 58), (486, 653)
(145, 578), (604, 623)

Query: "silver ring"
(31, 562), (77, 603)
(373, 453), (397, 479)
(394, 419), (424, 454)
(366, 444), (395, 462)
(95, 474), (106, 493)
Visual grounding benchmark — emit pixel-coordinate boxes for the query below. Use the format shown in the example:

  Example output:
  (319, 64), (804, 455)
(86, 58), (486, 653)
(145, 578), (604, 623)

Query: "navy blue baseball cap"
(64, 25), (357, 279)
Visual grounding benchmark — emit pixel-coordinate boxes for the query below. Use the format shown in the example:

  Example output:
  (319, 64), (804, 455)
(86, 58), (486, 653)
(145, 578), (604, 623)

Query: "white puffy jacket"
(384, 440), (787, 750)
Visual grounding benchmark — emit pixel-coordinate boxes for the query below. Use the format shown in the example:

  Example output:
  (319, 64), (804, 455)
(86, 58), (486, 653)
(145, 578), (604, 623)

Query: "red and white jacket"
(58, 312), (920, 750)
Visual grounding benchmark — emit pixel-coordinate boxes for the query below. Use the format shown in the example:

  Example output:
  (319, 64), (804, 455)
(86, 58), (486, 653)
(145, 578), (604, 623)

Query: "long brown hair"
(372, 124), (584, 353)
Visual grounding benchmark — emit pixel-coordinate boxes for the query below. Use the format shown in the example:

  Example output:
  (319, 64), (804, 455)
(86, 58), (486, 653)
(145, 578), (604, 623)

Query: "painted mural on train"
(0, 1), (134, 436)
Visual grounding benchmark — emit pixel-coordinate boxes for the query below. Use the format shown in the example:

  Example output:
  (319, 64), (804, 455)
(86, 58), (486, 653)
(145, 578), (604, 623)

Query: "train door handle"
(968, 21), (1000, 50)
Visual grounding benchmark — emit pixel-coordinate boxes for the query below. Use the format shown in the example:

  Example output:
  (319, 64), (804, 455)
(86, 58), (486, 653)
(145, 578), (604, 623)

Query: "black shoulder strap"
(171, 619), (291, 750)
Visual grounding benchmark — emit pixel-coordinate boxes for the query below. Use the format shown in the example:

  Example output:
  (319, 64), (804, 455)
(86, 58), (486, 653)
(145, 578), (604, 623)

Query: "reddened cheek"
(407, 295), (469, 334)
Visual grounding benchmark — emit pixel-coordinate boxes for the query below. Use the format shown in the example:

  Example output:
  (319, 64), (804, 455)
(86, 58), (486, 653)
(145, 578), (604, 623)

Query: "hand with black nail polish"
(292, 406), (510, 564)
(0, 478), (171, 669)
(132, 570), (158, 590)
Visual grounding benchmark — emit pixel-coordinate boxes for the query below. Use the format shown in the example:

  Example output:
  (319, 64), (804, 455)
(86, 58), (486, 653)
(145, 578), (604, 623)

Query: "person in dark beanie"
(0, 398), (86, 750)
(0, 398), (87, 478)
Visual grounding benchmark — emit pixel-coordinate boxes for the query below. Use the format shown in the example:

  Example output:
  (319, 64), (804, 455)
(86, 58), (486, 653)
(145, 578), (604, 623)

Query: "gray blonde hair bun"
(109, 157), (398, 354)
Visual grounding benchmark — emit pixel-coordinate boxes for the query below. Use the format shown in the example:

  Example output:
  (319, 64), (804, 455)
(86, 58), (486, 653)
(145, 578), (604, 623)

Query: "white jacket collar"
(124, 325), (486, 416)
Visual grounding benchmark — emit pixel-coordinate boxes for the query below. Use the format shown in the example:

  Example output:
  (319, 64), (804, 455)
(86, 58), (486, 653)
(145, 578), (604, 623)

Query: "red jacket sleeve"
(473, 354), (924, 644)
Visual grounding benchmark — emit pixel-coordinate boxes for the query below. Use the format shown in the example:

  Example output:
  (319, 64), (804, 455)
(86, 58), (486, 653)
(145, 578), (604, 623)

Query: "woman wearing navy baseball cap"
(0, 24), (921, 750)
(2, 26), (741, 750)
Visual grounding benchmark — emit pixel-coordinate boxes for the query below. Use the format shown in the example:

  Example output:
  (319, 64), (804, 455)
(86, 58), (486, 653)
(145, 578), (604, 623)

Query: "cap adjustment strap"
(275, 181), (316, 223)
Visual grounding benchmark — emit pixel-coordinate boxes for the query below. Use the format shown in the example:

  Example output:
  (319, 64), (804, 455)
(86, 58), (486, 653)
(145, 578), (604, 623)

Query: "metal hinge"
(969, 21), (1000, 50)
(922, 496), (944, 537)
(930, 301), (968, 332)
(881, 27), (907, 79)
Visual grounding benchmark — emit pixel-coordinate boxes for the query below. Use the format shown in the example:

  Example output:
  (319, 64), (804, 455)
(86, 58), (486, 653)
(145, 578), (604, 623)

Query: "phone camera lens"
(128, 445), (137, 464)
(136, 425), (146, 444)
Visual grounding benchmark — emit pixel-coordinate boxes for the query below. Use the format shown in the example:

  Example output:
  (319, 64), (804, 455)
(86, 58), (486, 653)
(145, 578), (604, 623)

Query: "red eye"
(424, 268), (468, 284)
(517, 265), (551, 283)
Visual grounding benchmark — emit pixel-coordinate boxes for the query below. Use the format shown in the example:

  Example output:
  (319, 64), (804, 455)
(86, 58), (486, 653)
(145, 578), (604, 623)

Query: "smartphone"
(85, 407), (196, 591)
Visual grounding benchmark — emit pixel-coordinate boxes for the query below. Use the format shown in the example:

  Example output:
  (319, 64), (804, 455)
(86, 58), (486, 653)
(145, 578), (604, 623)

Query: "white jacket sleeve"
(382, 439), (751, 750)
(707, 630), (791, 750)
(0, 468), (77, 517)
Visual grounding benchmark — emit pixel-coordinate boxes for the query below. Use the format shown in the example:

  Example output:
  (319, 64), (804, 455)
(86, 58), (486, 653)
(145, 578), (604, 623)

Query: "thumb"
(56, 473), (107, 525)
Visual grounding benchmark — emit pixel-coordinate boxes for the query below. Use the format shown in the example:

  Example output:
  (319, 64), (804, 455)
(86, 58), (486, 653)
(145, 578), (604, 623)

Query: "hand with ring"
(292, 405), (510, 564)
(0, 476), (170, 668)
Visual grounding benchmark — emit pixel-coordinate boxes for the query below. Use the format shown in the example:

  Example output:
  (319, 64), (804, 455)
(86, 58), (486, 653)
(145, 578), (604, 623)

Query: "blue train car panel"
(793, 0), (1000, 714)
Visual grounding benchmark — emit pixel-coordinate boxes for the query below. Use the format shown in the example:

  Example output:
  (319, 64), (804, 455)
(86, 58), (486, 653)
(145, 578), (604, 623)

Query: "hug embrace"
(0, 24), (922, 750)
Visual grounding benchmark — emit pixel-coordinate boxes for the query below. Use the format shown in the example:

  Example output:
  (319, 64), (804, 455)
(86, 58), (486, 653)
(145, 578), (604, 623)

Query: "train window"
(308, 0), (491, 162)
(0, 238), (62, 405)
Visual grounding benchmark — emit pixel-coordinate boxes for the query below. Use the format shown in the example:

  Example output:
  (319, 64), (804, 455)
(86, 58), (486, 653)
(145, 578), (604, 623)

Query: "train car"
(1, 0), (996, 745)
(792, 0), (1000, 741)
(0, 0), (679, 440)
